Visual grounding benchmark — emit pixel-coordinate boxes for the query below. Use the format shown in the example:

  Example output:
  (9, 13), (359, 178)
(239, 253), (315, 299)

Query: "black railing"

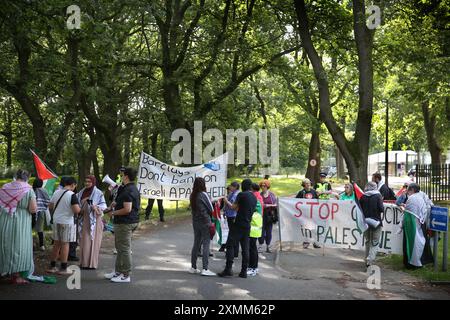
(416, 164), (450, 202)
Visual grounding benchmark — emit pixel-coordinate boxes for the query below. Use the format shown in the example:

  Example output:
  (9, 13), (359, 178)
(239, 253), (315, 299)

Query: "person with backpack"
(46, 177), (81, 275)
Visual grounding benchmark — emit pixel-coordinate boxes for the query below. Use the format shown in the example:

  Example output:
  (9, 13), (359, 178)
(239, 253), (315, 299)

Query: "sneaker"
(46, 267), (58, 274)
(218, 245), (226, 252)
(218, 269), (233, 277)
(238, 271), (247, 278)
(246, 268), (256, 276)
(257, 246), (263, 253)
(57, 269), (73, 276)
(201, 269), (216, 276)
(303, 242), (310, 249)
(188, 267), (201, 274)
(113, 249), (117, 254)
(39, 246), (46, 252)
(104, 271), (121, 279)
(313, 243), (321, 249)
(111, 274), (130, 283)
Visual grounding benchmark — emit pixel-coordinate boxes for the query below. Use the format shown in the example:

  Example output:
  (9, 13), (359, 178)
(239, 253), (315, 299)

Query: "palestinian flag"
(396, 186), (406, 198)
(352, 182), (368, 233)
(212, 199), (222, 245)
(31, 150), (58, 196)
(402, 210), (426, 267)
(353, 182), (364, 200)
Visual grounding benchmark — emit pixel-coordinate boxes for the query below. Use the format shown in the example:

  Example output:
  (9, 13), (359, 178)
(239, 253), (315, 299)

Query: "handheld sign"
(429, 206), (449, 232)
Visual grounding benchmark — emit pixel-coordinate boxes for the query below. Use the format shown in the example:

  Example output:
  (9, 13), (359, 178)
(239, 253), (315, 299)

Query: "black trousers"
(146, 199), (165, 220)
(226, 218), (240, 257)
(249, 237), (258, 269)
(225, 226), (250, 272)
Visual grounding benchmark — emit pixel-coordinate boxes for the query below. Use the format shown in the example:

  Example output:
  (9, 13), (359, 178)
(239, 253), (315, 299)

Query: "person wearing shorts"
(46, 177), (81, 275)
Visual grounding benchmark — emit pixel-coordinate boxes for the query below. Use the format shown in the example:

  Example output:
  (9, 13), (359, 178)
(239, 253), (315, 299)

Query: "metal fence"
(416, 164), (450, 202)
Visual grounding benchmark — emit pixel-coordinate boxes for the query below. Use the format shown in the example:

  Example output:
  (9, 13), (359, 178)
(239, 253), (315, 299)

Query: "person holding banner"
(218, 179), (256, 279)
(295, 178), (321, 249)
(339, 183), (355, 201)
(359, 182), (384, 268)
(314, 173), (333, 200)
(188, 177), (216, 276)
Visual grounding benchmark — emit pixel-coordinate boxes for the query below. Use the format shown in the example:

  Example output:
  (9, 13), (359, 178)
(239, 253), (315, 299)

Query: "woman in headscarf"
(77, 175), (107, 269)
(359, 181), (384, 268)
(402, 183), (433, 269)
(0, 169), (37, 284)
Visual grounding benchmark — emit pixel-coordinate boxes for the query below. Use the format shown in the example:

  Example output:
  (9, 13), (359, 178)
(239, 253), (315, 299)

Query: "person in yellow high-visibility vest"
(248, 183), (263, 277)
(314, 173), (333, 200)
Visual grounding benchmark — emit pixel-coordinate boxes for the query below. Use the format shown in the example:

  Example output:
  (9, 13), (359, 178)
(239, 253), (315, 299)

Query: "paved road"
(0, 216), (448, 300)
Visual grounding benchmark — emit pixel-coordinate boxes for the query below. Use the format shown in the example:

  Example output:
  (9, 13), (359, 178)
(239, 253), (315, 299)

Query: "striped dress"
(0, 190), (35, 275)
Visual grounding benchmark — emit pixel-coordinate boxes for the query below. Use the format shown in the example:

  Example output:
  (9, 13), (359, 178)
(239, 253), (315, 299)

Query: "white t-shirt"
(50, 189), (79, 225)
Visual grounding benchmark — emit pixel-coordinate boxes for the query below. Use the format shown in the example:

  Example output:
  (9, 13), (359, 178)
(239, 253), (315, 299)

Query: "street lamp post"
(385, 100), (389, 186)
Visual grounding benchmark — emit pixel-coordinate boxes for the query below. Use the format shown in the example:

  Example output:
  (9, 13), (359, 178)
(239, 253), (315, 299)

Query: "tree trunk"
(421, 100), (442, 166)
(294, 0), (374, 187)
(336, 146), (345, 179)
(151, 133), (159, 158)
(100, 141), (122, 179)
(1, 99), (14, 168)
(123, 122), (133, 166)
(92, 155), (101, 186)
(305, 128), (321, 185)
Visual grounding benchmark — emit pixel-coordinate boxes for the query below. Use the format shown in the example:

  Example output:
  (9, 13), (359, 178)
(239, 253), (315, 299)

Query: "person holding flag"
(401, 183), (433, 269)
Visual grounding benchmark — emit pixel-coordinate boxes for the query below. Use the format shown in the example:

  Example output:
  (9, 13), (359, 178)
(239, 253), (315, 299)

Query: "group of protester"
(0, 166), (435, 285)
(189, 177), (270, 278)
(189, 170), (435, 278)
(0, 167), (140, 284)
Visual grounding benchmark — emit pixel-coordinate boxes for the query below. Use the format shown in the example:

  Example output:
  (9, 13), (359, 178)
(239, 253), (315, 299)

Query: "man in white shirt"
(46, 177), (81, 275)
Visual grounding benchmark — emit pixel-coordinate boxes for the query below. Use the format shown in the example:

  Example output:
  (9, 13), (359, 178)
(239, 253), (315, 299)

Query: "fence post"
(443, 230), (448, 272)
(434, 231), (439, 272)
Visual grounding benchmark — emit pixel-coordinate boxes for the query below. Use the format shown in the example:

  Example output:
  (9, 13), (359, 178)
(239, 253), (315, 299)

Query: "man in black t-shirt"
(104, 167), (140, 283)
(218, 179), (256, 279)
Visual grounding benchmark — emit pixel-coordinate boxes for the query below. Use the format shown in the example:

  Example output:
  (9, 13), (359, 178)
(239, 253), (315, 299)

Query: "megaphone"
(102, 174), (117, 188)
